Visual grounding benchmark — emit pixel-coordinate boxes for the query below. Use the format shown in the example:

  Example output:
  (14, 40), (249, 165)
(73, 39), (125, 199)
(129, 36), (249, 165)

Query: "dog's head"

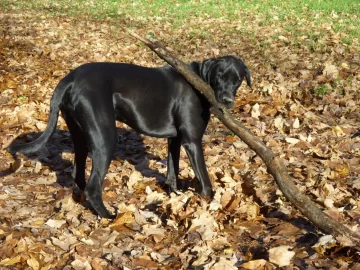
(195, 56), (251, 109)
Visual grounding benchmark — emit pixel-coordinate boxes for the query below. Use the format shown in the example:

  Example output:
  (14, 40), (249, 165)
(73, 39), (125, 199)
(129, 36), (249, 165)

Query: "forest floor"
(0, 1), (359, 269)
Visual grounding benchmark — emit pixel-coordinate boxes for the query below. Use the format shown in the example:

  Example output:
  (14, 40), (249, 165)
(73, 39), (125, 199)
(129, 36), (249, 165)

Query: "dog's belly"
(113, 93), (177, 138)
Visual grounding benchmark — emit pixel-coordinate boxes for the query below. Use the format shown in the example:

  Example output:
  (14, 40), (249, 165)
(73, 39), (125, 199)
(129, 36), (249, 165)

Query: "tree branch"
(125, 28), (360, 244)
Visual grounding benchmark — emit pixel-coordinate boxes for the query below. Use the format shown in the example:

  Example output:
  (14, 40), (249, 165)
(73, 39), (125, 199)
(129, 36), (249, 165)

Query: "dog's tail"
(243, 63), (252, 89)
(6, 75), (73, 155)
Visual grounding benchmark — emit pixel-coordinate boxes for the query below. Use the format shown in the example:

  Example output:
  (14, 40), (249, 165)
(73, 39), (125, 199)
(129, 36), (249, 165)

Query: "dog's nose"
(222, 96), (234, 108)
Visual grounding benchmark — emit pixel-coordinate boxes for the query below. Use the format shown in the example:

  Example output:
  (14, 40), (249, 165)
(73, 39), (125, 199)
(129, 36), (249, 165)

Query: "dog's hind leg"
(62, 110), (88, 190)
(75, 96), (118, 219)
(165, 136), (182, 192)
(85, 123), (117, 218)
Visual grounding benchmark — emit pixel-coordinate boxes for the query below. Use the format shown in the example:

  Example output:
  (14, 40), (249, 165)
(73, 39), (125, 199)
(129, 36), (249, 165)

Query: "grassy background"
(3, 0), (360, 37)
(6, 0), (360, 15)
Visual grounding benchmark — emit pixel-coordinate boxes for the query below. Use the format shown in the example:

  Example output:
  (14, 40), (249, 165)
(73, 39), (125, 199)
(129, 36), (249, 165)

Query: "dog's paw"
(166, 185), (183, 196)
(200, 187), (214, 199)
(107, 214), (117, 220)
(164, 179), (178, 193)
(99, 210), (116, 220)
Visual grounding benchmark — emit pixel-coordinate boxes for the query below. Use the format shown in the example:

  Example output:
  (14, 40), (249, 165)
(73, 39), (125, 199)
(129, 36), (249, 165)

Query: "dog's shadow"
(2, 128), (168, 188)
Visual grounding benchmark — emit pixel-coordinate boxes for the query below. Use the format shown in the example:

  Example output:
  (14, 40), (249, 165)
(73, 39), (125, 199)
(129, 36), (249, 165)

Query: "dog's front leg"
(165, 137), (182, 192)
(182, 138), (213, 198)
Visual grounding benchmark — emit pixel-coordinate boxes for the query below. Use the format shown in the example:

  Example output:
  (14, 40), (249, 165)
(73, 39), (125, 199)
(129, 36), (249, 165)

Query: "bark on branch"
(125, 28), (360, 244)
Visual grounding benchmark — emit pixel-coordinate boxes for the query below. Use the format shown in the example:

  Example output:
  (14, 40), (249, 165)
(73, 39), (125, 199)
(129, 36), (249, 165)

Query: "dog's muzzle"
(220, 93), (234, 108)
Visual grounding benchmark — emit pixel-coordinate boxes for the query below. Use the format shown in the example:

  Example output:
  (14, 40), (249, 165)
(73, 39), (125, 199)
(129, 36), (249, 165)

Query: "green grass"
(17, 95), (28, 102)
(313, 85), (332, 96)
(253, 0), (360, 14)
(4, 0), (360, 19)
(2, 0), (360, 40)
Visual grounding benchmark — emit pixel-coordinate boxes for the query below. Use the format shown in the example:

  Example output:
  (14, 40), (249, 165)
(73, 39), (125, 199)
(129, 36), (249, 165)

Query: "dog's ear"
(243, 63), (252, 88)
(199, 58), (221, 84)
(189, 61), (201, 76)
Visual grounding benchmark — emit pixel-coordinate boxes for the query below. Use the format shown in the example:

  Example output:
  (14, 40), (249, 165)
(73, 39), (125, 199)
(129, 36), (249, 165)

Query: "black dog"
(7, 56), (251, 218)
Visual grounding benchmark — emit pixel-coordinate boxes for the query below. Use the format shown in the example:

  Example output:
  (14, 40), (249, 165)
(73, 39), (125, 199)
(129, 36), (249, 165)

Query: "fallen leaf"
(45, 219), (66, 229)
(292, 118), (300, 129)
(51, 236), (78, 251)
(0, 256), (21, 266)
(274, 116), (284, 131)
(127, 171), (143, 191)
(323, 63), (339, 79)
(220, 191), (234, 209)
(143, 224), (166, 238)
(333, 125), (345, 136)
(189, 245), (213, 266)
(27, 256), (40, 270)
(150, 252), (170, 263)
(251, 103), (260, 119)
(238, 202), (260, 220)
(71, 258), (92, 270)
(313, 235), (337, 255)
(225, 135), (237, 143)
(211, 257), (237, 270)
(269, 246), (295, 267)
(241, 259), (267, 269)
(132, 258), (158, 268)
(188, 210), (218, 241)
(110, 211), (135, 231)
(285, 137), (300, 144)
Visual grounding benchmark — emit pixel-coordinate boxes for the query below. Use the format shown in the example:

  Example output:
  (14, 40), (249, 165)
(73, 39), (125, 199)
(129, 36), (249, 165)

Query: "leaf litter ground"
(0, 6), (360, 270)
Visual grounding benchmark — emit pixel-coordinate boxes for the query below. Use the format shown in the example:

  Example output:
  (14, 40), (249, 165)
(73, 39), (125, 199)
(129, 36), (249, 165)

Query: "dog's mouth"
(215, 99), (234, 109)
(216, 95), (234, 109)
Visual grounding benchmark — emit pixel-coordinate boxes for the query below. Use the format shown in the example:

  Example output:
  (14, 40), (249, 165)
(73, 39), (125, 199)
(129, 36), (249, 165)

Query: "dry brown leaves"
(0, 6), (360, 270)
